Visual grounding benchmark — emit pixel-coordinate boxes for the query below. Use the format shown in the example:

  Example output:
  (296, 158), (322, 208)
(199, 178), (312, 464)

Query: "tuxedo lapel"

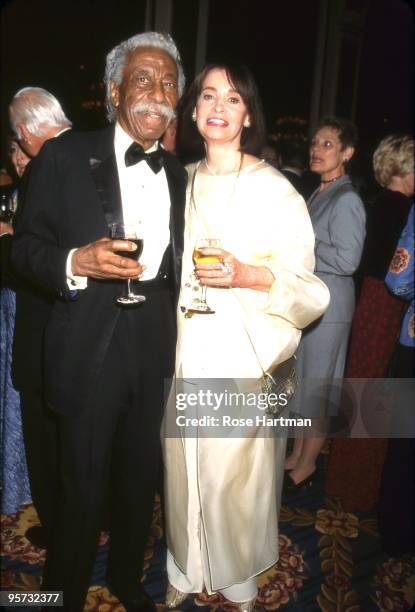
(90, 133), (186, 291)
(162, 151), (187, 290)
(89, 128), (123, 229)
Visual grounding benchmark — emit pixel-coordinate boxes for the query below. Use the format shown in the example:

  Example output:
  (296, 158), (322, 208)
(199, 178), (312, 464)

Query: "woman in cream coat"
(163, 63), (329, 611)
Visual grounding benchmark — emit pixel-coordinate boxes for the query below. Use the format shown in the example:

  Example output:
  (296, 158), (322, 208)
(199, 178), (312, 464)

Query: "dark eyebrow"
(133, 67), (151, 75)
(201, 86), (240, 95)
(132, 67), (177, 79)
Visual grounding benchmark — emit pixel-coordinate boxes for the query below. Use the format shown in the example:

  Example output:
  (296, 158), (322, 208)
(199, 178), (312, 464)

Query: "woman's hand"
(194, 247), (275, 292)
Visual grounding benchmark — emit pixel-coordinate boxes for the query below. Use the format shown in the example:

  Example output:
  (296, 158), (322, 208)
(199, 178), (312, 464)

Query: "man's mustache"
(132, 103), (176, 121)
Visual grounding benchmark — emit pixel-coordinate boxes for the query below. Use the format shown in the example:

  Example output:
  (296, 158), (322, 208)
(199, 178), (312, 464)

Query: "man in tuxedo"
(12, 32), (186, 612)
(9, 88), (72, 548)
(277, 139), (317, 200)
(10, 87), (72, 158)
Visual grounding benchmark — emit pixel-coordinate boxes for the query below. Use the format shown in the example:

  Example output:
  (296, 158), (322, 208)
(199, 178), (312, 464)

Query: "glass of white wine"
(190, 237), (222, 314)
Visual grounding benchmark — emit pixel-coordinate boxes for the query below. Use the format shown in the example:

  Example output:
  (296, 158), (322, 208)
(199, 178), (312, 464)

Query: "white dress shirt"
(67, 123), (171, 287)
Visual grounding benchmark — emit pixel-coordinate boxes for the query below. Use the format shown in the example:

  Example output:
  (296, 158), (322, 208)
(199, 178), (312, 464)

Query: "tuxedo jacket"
(11, 162), (55, 392)
(11, 127), (187, 415)
(279, 169), (305, 198)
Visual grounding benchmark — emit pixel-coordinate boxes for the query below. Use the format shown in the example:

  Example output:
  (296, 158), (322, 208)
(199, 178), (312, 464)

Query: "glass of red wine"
(109, 222), (145, 305)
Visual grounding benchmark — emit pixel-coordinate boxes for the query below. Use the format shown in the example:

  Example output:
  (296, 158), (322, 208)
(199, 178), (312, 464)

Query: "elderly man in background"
(8, 87), (72, 549)
(12, 32), (186, 612)
(9, 87), (72, 158)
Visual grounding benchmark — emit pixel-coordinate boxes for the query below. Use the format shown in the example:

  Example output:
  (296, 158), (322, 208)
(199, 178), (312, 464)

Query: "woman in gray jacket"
(285, 117), (366, 489)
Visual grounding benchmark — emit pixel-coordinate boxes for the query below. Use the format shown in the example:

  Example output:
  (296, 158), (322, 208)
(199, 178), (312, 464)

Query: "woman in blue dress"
(1, 139), (31, 515)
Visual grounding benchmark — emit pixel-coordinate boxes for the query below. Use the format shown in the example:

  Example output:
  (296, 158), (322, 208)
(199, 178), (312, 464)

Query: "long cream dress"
(163, 160), (329, 598)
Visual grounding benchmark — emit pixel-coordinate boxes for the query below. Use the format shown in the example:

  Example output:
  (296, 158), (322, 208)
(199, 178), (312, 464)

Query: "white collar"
(114, 122), (158, 153)
(54, 127), (71, 138)
(281, 165), (302, 177)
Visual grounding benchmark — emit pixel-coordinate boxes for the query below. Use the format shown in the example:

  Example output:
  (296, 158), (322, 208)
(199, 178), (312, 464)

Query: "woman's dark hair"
(176, 62), (266, 163)
(313, 116), (358, 150)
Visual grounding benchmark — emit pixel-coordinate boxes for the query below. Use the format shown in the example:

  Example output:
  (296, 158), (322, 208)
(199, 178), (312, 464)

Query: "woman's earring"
(192, 109), (197, 122)
(344, 158), (349, 163)
(244, 118), (251, 128)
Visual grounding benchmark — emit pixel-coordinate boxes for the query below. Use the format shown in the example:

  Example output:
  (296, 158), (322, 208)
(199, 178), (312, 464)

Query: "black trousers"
(13, 286), (57, 539)
(378, 343), (415, 555)
(43, 286), (175, 611)
(20, 386), (58, 541)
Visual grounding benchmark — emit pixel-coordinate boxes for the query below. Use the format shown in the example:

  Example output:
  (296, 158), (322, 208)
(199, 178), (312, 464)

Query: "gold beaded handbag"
(235, 292), (298, 417)
(261, 355), (297, 415)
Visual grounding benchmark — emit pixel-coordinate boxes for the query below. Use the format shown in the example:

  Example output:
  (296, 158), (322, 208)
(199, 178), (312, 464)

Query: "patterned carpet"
(1, 461), (414, 611)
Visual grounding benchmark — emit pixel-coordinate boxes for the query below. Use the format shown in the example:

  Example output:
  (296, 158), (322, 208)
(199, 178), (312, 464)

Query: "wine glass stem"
(201, 284), (207, 304)
(127, 278), (132, 296)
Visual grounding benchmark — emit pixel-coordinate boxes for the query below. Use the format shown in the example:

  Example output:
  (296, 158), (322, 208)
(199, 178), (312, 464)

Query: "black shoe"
(283, 470), (315, 494)
(25, 525), (48, 549)
(107, 580), (156, 612)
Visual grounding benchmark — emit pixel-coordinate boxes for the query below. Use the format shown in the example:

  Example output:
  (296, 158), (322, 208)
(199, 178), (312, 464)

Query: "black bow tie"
(124, 142), (164, 173)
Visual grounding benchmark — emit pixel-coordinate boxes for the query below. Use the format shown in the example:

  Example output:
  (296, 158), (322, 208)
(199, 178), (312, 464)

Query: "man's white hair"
(9, 87), (72, 138)
(104, 31), (185, 123)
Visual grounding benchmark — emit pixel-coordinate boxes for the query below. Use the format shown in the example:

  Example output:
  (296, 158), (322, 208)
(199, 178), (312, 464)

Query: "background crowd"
(0, 16), (413, 612)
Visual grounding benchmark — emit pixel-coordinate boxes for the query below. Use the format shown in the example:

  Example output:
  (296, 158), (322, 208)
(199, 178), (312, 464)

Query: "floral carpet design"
(1, 486), (414, 611)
